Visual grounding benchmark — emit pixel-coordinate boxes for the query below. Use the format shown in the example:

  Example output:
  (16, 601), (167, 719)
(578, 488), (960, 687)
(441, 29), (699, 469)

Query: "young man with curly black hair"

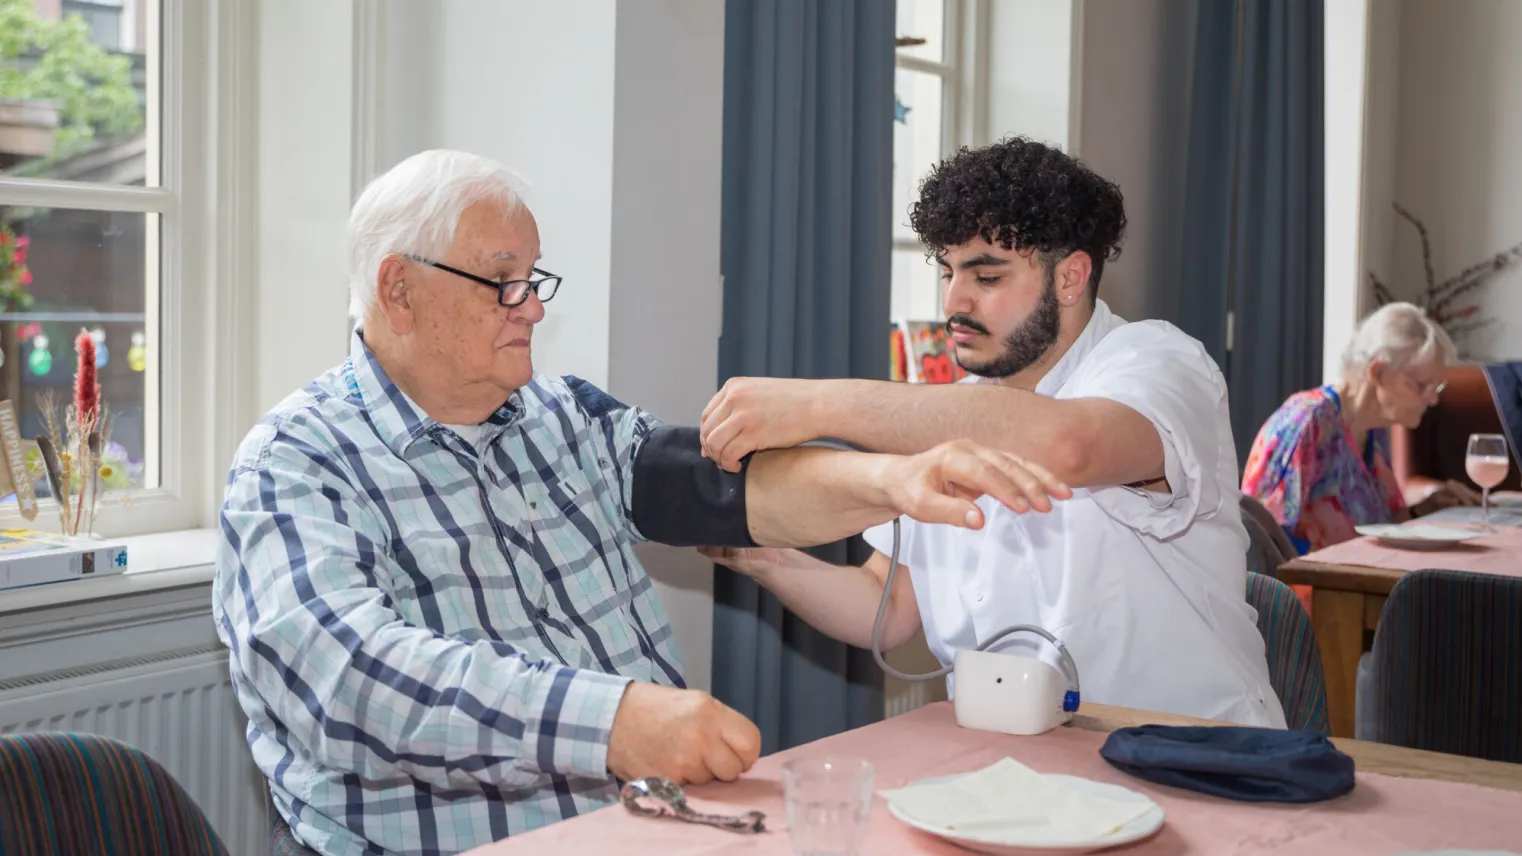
(697, 136), (1285, 728)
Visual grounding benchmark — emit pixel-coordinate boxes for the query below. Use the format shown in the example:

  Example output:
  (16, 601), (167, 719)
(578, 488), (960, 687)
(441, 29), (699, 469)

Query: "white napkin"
(880, 758), (1153, 843)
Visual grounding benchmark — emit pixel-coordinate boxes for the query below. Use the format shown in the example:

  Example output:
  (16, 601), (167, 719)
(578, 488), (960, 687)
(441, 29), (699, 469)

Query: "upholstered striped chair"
(0, 732), (229, 855)
(1246, 572), (1331, 734)
(1241, 494), (1297, 575)
(1243, 507), (1289, 578)
(1358, 569), (1522, 762)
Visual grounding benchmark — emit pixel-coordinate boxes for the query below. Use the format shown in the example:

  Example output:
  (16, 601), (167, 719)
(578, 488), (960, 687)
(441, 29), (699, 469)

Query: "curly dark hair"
(909, 136), (1127, 295)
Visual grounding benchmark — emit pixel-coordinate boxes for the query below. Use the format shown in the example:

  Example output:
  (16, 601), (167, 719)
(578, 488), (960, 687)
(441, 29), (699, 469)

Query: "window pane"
(892, 67), (944, 242)
(895, 0), (946, 63)
(61, 1), (125, 52)
(0, 0), (157, 185)
(891, 247), (943, 323)
(0, 206), (154, 497)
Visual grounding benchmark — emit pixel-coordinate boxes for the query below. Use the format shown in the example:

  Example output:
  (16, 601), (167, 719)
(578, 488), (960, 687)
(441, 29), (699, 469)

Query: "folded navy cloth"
(1098, 725), (1355, 803)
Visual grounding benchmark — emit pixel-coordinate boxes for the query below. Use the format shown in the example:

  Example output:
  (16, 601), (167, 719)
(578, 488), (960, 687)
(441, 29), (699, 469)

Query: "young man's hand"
(701, 377), (834, 472)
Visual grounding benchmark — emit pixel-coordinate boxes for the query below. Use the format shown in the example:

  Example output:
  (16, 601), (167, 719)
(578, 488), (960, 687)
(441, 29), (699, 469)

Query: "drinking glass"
(1466, 433), (1510, 531)
(781, 757), (874, 856)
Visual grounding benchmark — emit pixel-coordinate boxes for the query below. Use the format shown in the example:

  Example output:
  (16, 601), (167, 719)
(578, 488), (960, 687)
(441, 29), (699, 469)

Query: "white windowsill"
(0, 528), (219, 616)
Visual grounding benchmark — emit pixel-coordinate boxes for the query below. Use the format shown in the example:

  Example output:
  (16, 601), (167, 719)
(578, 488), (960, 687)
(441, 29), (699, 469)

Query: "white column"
(984, 0), (1078, 150)
(606, 0), (725, 693)
(1324, 0), (1373, 381)
(255, 0), (356, 412)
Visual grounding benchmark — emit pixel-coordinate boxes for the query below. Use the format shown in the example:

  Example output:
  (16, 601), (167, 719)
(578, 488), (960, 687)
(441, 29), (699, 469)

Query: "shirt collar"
(345, 329), (523, 455)
(1033, 298), (1123, 396)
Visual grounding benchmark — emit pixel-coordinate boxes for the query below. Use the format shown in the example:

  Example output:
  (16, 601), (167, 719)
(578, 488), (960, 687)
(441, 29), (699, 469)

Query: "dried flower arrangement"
(27, 329), (117, 537)
(1370, 202), (1522, 359)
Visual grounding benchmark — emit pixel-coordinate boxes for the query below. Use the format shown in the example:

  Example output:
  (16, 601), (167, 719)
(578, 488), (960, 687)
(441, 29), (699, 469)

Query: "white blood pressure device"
(875, 516), (1081, 736)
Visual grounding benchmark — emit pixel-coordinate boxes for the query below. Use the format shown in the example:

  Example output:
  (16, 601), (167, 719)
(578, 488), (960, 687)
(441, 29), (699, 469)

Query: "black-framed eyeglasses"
(404, 255), (562, 307)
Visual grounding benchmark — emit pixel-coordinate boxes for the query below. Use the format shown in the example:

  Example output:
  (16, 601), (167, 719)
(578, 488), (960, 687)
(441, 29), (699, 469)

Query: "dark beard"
(951, 269), (1061, 379)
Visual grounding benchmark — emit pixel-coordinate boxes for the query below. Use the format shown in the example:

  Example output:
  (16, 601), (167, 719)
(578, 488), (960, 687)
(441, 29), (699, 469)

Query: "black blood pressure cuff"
(630, 425), (759, 548)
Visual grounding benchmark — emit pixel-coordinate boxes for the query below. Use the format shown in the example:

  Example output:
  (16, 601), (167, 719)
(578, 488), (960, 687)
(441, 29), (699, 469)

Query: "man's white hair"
(1341, 301), (1458, 379)
(347, 149), (530, 322)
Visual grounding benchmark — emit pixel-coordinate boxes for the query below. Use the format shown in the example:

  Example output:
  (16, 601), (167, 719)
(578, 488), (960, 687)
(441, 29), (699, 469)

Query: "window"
(891, 0), (988, 324)
(0, 0), (244, 538)
(61, 0), (129, 53)
(892, 0), (952, 324)
(890, 0), (985, 381)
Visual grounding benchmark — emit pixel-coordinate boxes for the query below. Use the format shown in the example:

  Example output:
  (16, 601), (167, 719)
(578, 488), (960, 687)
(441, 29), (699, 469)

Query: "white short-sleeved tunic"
(864, 301), (1286, 728)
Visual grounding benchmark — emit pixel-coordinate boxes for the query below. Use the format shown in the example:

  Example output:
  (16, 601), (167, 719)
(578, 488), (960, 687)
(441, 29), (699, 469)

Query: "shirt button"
(976, 592), (985, 603)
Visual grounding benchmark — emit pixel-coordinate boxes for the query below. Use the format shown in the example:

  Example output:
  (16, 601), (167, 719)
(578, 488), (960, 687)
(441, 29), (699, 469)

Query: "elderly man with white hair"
(213, 149), (1064, 855)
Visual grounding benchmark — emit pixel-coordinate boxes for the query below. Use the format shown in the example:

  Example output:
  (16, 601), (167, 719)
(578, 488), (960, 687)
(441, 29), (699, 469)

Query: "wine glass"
(1466, 433), (1510, 531)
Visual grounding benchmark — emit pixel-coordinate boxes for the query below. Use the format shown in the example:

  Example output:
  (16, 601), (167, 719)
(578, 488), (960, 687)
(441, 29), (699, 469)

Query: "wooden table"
(1278, 524), (1522, 738)
(466, 702), (1522, 855)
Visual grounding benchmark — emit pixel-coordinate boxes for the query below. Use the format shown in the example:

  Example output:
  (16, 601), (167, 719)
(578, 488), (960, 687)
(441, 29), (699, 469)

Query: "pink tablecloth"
(467, 703), (1522, 855)
(1299, 524), (1522, 576)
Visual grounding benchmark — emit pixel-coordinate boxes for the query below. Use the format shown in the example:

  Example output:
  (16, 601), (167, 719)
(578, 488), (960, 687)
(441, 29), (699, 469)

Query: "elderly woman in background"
(1243, 302), (1478, 554)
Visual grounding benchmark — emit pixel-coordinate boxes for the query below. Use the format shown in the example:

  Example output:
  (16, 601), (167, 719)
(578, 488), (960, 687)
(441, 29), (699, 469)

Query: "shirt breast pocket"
(548, 469), (601, 521)
(533, 467), (623, 569)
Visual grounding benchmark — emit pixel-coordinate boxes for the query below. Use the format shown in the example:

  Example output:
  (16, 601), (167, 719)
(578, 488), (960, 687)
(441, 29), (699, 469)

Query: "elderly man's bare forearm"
(741, 440), (1070, 547)
(742, 449), (900, 547)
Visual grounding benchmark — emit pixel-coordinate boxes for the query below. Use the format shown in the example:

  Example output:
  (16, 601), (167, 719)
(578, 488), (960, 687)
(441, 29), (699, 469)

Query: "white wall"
(380, 0), (620, 388)
(984, 0), (1077, 149)
(256, 0), (354, 412)
(1346, 0), (1522, 364)
(1071, 0), (1196, 323)
(1383, 0), (1522, 360)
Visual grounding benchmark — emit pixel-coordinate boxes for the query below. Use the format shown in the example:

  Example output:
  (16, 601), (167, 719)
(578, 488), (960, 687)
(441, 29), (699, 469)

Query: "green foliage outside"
(0, 0), (143, 169)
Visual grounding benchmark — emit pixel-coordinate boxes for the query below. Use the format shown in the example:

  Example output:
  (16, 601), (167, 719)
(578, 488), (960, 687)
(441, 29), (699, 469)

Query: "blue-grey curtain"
(1178, 0), (1325, 465)
(711, 0), (894, 754)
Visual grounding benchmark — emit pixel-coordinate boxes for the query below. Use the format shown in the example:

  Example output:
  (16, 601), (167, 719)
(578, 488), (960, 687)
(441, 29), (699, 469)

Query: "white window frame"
(0, 0), (257, 539)
(893, 0), (990, 313)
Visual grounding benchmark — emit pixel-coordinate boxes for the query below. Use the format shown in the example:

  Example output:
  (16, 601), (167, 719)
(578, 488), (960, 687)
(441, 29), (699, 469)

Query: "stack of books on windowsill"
(0, 528), (129, 591)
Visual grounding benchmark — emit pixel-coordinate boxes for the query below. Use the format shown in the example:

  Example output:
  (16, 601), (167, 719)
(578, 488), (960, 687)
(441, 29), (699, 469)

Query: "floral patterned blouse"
(1241, 386), (1406, 554)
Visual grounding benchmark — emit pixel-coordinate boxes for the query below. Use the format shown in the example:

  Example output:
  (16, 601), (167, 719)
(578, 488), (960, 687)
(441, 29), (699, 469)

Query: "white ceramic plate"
(885, 773), (1165, 854)
(1490, 491), (1522, 508)
(1355, 523), (1482, 548)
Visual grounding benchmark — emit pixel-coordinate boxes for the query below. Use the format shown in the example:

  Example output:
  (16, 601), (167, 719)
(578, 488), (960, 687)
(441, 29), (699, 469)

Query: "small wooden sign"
(0, 401), (38, 520)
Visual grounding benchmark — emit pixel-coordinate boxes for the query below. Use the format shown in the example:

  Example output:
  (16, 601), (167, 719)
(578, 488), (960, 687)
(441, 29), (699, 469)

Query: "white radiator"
(0, 645), (267, 855)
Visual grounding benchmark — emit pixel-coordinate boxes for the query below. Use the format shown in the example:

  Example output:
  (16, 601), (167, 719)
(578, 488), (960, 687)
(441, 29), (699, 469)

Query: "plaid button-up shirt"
(214, 333), (684, 855)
